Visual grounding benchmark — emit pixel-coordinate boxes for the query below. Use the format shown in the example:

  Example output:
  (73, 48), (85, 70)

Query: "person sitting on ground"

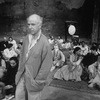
(3, 44), (18, 60)
(51, 43), (65, 72)
(4, 57), (18, 95)
(81, 46), (98, 82)
(88, 55), (100, 88)
(54, 47), (83, 82)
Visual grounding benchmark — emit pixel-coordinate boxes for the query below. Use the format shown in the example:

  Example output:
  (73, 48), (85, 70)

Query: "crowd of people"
(48, 36), (100, 89)
(0, 33), (100, 99)
(0, 14), (100, 100)
(0, 36), (22, 99)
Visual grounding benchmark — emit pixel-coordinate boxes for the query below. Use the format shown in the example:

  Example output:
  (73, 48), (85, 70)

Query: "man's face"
(27, 18), (42, 35)
(10, 60), (16, 67)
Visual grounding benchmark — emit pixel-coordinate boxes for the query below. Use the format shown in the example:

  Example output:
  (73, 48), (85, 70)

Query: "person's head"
(81, 41), (85, 47)
(8, 37), (13, 41)
(9, 57), (18, 68)
(73, 47), (81, 55)
(27, 14), (43, 36)
(18, 42), (22, 49)
(91, 46), (97, 55)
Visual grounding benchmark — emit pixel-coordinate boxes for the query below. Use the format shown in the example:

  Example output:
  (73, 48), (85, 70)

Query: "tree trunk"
(92, 0), (99, 43)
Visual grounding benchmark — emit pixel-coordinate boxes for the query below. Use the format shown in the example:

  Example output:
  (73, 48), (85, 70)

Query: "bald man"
(15, 14), (52, 100)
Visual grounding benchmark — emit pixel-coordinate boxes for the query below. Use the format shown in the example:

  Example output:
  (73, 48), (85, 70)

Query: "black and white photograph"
(0, 0), (100, 100)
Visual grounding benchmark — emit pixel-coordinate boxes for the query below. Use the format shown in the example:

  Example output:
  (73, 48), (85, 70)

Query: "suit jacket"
(15, 33), (53, 92)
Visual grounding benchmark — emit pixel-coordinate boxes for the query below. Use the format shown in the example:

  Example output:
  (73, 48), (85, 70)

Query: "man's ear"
(39, 23), (42, 29)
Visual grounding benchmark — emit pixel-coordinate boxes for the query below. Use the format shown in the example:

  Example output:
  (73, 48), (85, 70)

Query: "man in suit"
(15, 14), (53, 100)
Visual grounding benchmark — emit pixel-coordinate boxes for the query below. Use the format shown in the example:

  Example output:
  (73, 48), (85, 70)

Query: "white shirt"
(26, 31), (41, 58)
(3, 48), (18, 59)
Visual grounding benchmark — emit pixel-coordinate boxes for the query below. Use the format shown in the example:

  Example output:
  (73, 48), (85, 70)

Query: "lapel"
(24, 34), (42, 62)
(26, 45), (36, 61)
(23, 35), (30, 63)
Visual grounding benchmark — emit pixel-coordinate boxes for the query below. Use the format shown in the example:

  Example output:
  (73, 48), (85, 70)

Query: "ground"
(41, 79), (100, 100)
(8, 79), (100, 100)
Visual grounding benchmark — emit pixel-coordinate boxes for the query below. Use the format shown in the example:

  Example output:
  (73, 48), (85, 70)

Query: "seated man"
(81, 46), (98, 82)
(88, 55), (100, 88)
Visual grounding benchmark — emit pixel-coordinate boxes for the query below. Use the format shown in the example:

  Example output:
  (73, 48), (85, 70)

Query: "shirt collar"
(28, 30), (41, 43)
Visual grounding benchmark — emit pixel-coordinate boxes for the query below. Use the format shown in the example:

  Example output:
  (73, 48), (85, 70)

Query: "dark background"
(0, 0), (99, 39)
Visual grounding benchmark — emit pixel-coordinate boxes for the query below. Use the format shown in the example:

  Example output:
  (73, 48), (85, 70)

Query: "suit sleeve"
(15, 38), (25, 85)
(17, 38), (25, 72)
(35, 42), (53, 81)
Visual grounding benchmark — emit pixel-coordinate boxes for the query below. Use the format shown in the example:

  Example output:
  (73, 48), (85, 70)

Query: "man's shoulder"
(41, 34), (47, 39)
(40, 34), (49, 44)
(22, 35), (28, 42)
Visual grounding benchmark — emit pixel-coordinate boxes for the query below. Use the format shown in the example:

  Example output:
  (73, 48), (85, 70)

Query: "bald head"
(27, 14), (43, 35)
(27, 14), (43, 25)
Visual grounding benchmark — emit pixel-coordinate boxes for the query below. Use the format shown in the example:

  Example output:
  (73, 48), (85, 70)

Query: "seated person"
(3, 44), (18, 60)
(54, 47), (83, 82)
(51, 43), (65, 72)
(3, 57), (18, 95)
(81, 46), (98, 82)
(88, 55), (100, 88)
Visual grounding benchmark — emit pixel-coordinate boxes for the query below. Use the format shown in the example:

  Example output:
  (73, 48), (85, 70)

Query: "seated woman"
(54, 47), (83, 82)
(88, 55), (100, 88)
(50, 43), (65, 72)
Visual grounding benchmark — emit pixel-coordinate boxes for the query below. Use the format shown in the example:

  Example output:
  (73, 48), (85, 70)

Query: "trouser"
(15, 77), (41, 100)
